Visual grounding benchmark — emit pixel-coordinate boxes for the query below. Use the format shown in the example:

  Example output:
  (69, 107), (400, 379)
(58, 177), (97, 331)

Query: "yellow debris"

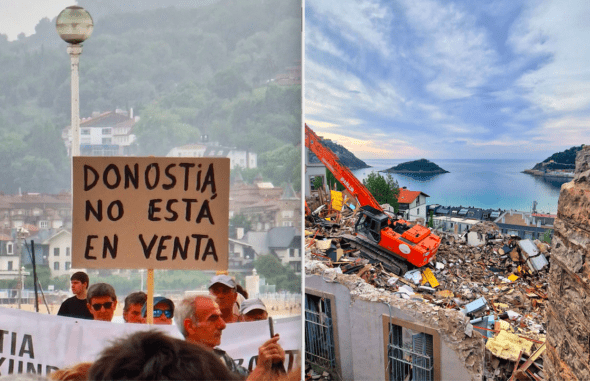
(422, 268), (440, 288)
(486, 330), (533, 361)
(508, 274), (519, 282)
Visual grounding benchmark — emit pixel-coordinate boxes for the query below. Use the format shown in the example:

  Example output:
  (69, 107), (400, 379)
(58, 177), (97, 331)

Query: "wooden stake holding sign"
(71, 157), (231, 324)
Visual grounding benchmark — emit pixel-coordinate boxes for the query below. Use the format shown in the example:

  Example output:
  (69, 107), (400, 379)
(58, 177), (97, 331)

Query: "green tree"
(133, 106), (196, 156)
(326, 170), (344, 191)
(312, 176), (323, 191)
(428, 210), (434, 228)
(253, 254), (300, 293)
(362, 172), (399, 211)
(542, 229), (553, 244)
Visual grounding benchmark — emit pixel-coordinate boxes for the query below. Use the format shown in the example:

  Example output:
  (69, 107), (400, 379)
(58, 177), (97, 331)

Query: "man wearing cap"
(239, 298), (268, 322)
(208, 274), (239, 323)
(142, 296), (175, 325)
(86, 283), (117, 322)
(57, 271), (94, 320)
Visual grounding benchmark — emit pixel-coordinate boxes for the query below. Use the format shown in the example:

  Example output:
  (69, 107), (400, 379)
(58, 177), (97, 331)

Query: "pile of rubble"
(305, 213), (550, 381)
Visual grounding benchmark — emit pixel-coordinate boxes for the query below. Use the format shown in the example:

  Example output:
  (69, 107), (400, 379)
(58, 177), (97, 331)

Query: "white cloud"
(399, 0), (498, 100)
(509, 0), (590, 113)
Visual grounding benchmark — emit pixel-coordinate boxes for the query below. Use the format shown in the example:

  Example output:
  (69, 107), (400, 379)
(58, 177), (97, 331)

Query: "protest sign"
(72, 157), (230, 270)
(0, 307), (301, 376)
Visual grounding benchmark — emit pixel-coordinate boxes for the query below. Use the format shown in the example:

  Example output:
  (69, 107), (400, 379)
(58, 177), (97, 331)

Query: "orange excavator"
(305, 124), (441, 274)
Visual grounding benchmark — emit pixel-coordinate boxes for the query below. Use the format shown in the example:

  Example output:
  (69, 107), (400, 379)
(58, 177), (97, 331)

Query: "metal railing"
(305, 294), (336, 370)
(388, 324), (433, 381)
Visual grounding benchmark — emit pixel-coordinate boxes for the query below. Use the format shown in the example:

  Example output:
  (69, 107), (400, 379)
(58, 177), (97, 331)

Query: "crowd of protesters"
(42, 271), (297, 380)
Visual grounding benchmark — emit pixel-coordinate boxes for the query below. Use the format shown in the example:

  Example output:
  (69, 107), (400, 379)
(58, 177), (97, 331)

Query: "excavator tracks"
(340, 233), (409, 275)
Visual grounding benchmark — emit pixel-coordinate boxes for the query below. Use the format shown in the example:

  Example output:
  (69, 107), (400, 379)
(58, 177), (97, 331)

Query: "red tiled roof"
(398, 189), (422, 204)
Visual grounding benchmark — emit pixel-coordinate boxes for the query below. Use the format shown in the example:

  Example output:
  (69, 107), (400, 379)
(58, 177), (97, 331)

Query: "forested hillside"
(531, 145), (584, 171)
(0, 0), (301, 194)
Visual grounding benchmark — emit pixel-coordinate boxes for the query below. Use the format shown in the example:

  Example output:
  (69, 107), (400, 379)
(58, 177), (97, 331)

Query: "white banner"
(220, 316), (302, 372)
(0, 307), (301, 377)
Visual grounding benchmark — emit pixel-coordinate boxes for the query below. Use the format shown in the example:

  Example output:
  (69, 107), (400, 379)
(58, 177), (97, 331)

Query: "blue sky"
(305, 0), (590, 160)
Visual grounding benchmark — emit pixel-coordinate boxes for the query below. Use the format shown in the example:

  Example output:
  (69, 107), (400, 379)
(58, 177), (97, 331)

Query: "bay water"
(351, 159), (568, 214)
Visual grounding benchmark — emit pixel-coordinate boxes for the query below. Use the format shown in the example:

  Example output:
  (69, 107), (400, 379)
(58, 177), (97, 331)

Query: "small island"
(522, 145), (582, 180)
(382, 158), (449, 174)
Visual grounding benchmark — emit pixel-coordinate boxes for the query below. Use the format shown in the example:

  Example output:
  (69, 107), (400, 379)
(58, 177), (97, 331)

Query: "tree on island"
(363, 172), (400, 212)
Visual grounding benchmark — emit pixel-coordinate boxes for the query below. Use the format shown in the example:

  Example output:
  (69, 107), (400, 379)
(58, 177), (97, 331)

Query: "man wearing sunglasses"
(141, 296), (175, 325)
(86, 283), (118, 322)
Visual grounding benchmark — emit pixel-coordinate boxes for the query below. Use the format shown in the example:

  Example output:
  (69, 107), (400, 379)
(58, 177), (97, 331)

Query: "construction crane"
(305, 123), (441, 274)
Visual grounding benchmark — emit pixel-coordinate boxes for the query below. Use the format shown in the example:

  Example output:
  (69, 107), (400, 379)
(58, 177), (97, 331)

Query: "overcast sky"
(305, 0), (590, 160)
(0, 1), (74, 41)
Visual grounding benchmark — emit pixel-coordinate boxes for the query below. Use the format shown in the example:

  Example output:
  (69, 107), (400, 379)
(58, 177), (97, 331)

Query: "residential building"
(0, 193), (72, 231)
(62, 109), (138, 157)
(44, 229), (73, 278)
(428, 205), (503, 234)
(267, 226), (301, 273)
(397, 188), (429, 222)
(0, 233), (18, 275)
(305, 146), (327, 196)
(494, 210), (555, 240)
(167, 135), (257, 170)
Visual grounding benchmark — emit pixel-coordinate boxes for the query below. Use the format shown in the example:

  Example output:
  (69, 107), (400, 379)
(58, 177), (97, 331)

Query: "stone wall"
(546, 146), (590, 380)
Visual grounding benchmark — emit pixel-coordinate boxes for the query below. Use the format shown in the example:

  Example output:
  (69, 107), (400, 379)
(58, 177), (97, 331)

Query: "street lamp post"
(56, 6), (93, 157)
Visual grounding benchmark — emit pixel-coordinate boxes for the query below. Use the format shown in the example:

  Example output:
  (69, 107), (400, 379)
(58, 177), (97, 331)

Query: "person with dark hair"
(87, 330), (241, 381)
(57, 272), (93, 320)
(123, 291), (147, 323)
(175, 295), (286, 380)
(86, 283), (117, 322)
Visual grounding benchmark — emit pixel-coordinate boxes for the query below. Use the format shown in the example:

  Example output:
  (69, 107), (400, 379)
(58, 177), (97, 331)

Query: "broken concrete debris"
(306, 213), (550, 381)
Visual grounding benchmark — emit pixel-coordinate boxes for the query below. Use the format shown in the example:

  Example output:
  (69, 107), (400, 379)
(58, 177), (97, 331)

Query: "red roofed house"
(397, 187), (430, 222)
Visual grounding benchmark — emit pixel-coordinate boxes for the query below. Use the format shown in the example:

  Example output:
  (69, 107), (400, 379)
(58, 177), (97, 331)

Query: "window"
(65, 262), (71, 270)
(305, 293), (337, 371)
(283, 221), (294, 227)
(39, 221), (49, 229)
(7, 261), (12, 271)
(282, 210), (294, 218)
(7, 242), (13, 255)
(102, 128), (111, 135)
(383, 316), (439, 381)
(102, 138), (112, 144)
(81, 129), (90, 135)
(417, 208), (420, 215)
(54, 248), (60, 257)
(54, 262), (59, 271)
(66, 247), (70, 256)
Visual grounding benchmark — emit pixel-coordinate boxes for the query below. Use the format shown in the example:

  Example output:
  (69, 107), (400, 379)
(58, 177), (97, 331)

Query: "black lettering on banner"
(19, 334), (33, 358)
(182, 199), (197, 221)
(201, 163), (216, 194)
(148, 199), (162, 221)
(139, 235), (158, 259)
(124, 164), (139, 189)
(84, 165), (99, 191)
(27, 363), (42, 374)
(202, 239), (218, 262)
(145, 163), (160, 190)
(10, 332), (16, 355)
(179, 163), (195, 191)
(106, 201), (124, 221)
(85, 200), (102, 221)
(163, 164), (177, 190)
(165, 200), (178, 221)
(103, 235), (118, 259)
(103, 164), (121, 189)
(172, 237), (189, 260)
(196, 200), (214, 225)
(85, 236), (98, 260)
(156, 236), (172, 261)
(195, 164), (202, 191)
(0, 330), (7, 352)
(191, 234), (207, 260)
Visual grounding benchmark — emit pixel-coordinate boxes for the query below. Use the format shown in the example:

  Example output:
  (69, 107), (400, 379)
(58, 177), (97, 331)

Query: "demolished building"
(305, 147), (590, 381)
(545, 145), (590, 380)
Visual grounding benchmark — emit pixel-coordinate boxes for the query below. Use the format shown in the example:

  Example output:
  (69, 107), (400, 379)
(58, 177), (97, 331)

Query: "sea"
(350, 159), (569, 215)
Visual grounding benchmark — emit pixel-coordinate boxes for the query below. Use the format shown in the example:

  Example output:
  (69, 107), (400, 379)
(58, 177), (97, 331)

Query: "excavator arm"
(305, 124), (382, 211)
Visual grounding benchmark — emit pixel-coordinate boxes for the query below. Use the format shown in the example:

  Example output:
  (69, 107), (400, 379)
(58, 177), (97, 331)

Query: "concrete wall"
(545, 146), (590, 380)
(306, 273), (484, 380)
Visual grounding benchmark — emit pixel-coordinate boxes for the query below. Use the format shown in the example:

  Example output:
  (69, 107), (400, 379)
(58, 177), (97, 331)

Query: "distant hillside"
(383, 158), (448, 174)
(531, 145), (584, 171)
(308, 139), (370, 170)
